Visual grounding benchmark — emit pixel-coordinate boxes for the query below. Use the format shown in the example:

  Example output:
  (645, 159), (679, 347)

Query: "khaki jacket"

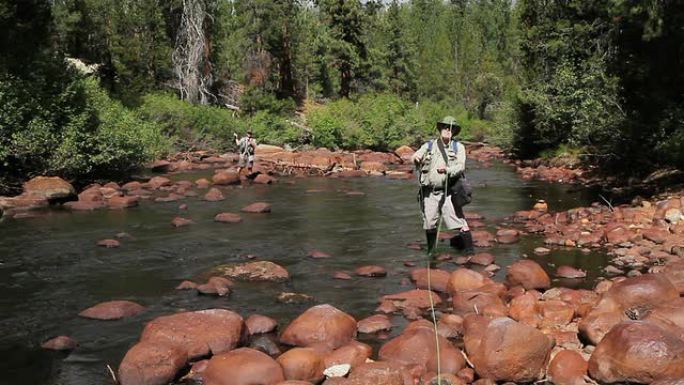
(413, 139), (466, 188)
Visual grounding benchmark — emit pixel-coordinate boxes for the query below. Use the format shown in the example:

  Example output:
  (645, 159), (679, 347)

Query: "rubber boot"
(426, 229), (438, 255)
(461, 230), (475, 255)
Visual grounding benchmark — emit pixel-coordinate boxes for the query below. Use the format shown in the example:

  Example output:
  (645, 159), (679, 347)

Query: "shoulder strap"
(427, 140), (433, 153)
(451, 140), (459, 153)
(436, 138), (449, 164)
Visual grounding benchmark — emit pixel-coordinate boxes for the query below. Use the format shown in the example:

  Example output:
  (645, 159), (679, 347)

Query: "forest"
(1, 0), (683, 193)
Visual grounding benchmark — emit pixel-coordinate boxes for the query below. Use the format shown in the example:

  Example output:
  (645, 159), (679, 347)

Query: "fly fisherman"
(234, 130), (256, 175)
(412, 116), (474, 255)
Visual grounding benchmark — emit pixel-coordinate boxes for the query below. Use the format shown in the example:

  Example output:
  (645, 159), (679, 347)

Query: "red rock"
(556, 266), (587, 279)
(107, 195), (138, 209)
(171, 216), (193, 227)
(452, 287), (508, 317)
(606, 226), (634, 245)
(175, 280), (197, 290)
(548, 350), (587, 385)
(579, 310), (628, 345)
(122, 181), (142, 191)
(154, 193), (184, 203)
(534, 247), (551, 256)
(381, 289), (442, 311)
(217, 261), (289, 281)
(355, 265), (387, 277)
(641, 227), (671, 244)
(357, 314), (392, 333)
(376, 300), (398, 314)
(118, 341), (187, 385)
(204, 188), (225, 201)
(150, 160), (171, 172)
(195, 178), (211, 189)
(456, 368), (475, 383)
(280, 304), (357, 350)
(241, 202), (272, 213)
(361, 161), (387, 173)
(437, 314), (464, 338)
(197, 277), (233, 296)
(468, 317), (554, 382)
(496, 229), (520, 244)
(23, 176), (76, 201)
(506, 259), (551, 290)
(410, 268), (450, 292)
(589, 321), (684, 383)
(246, 314), (278, 335)
(345, 191), (365, 196)
(446, 268), (488, 294)
(41, 336), (78, 351)
(79, 300), (145, 320)
(79, 185), (104, 202)
(148, 176), (172, 190)
(379, 320), (465, 374)
(323, 340), (372, 369)
(509, 292), (541, 326)
(141, 309), (244, 360)
(276, 347), (325, 383)
(394, 145), (415, 161)
(215, 212), (242, 223)
(212, 171), (241, 185)
(178, 203), (188, 210)
(64, 200), (106, 210)
(309, 250), (331, 259)
(203, 348), (285, 385)
(254, 174), (276, 184)
(469, 253), (495, 266)
(471, 230), (495, 247)
(346, 361), (408, 385)
(332, 271), (352, 280)
(598, 273), (680, 312)
(540, 300), (574, 327)
(275, 381), (313, 385)
(97, 239), (120, 248)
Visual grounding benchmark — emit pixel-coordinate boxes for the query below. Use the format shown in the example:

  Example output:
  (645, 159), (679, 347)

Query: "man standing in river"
(412, 116), (474, 255)
(234, 130), (256, 175)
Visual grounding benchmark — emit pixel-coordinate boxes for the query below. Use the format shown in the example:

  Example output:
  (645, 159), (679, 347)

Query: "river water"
(0, 160), (608, 385)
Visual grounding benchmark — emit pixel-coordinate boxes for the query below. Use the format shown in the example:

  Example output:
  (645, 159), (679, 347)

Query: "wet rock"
(215, 212), (243, 223)
(118, 341), (187, 385)
(354, 265), (387, 277)
(197, 277), (233, 296)
(381, 289), (442, 311)
(154, 193), (184, 203)
(254, 174), (276, 184)
(533, 200), (548, 212)
(141, 309), (244, 360)
(641, 227), (671, 244)
(23, 176), (76, 201)
(506, 259), (551, 290)
(379, 320), (465, 374)
(171, 216), (193, 227)
(360, 161), (387, 173)
(471, 230), (495, 247)
(437, 314), (464, 338)
(547, 350), (587, 385)
(589, 321), (684, 383)
(122, 181), (142, 191)
(280, 304), (357, 350)
(150, 160), (171, 172)
(79, 300), (145, 320)
(332, 271), (352, 280)
(556, 266), (587, 279)
(453, 287), (508, 317)
(410, 268), (450, 292)
(107, 195), (139, 209)
(147, 176), (172, 190)
(241, 202), (272, 213)
(446, 268), (489, 294)
(346, 361), (408, 385)
(212, 171), (240, 185)
(468, 317), (554, 382)
(469, 253), (495, 266)
(323, 340), (372, 369)
(41, 336), (78, 351)
(204, 188), (225, 201)
(357, 314), (392, 334)
(217, 261), (289, 281)
(309, 250), (331, 259)
(277, 347), (325, 383)
(203, 348), (285, 385)
(534, 247), (551, 256)
(97, 239), (120, 248)
(64, 200), (106, 210)
(496, 229), (520, 244)
(277, 292), (315, 304)
(195, 178), (211, 189)
(175, 280), (197, 290)
(178, 203), (188, 210)
(246, 314), (278, 335)
(376, 301), (398, 314)
(249, 334), (282, 356)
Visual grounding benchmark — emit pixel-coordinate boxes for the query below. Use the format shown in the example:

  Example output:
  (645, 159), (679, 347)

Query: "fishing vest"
(420, 139), (459, 173)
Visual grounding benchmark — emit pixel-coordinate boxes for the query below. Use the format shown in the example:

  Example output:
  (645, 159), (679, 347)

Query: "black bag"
(450, 174), (472, 206)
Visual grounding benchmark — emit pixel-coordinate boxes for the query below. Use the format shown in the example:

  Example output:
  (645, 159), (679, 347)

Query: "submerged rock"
(216, 261), (289, 281)
(241, 202), (272, 213)
(41, 336), (78, 351)
(79, 300), (145, 320)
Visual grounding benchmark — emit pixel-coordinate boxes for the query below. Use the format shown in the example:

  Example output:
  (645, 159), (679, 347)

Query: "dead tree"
(172, 0), (216, 105)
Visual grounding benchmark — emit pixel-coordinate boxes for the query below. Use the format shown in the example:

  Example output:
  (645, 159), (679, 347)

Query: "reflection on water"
(0, 160), (609, 385)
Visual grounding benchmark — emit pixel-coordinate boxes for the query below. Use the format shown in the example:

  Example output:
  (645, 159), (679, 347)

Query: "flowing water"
(0, 160), (609, 385)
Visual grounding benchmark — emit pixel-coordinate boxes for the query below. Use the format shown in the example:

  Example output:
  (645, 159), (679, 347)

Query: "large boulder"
(643, 298), (684, 336)
(118, 341), (187, 385)
(203, 348), (285, 385)
(141, 309), (244, 360)
(379, 320), (465, 374)
(588, 321), (684, 383)
(595, 273), (680, 313)
(447, 268), (489, 294)
(79, 300), (145, 320)
(23, 176), (76, 201)
(506, 259), (551, 290)
(213, 171), (241, 185)
(452, 288), (507, 317)
(216, 261), (289, 281)
(276, 347), (325, 383)
(467, 317), (554, 382)
(280, 304), (357, 350)
(410, 268), (451, 293)
(547, 350), (588, 385)
(578, 310), (628, 345)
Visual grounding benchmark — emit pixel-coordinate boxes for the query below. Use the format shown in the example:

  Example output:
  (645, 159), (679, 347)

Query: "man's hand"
(437, 167), (446, 174)
(233, 132), (238, 139)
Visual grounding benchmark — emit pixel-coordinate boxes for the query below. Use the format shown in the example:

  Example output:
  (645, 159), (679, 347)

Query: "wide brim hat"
(436, 116), (461, 135)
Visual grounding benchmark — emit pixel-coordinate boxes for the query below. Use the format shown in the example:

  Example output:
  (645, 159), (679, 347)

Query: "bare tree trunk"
(172, 0), (215, 105)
